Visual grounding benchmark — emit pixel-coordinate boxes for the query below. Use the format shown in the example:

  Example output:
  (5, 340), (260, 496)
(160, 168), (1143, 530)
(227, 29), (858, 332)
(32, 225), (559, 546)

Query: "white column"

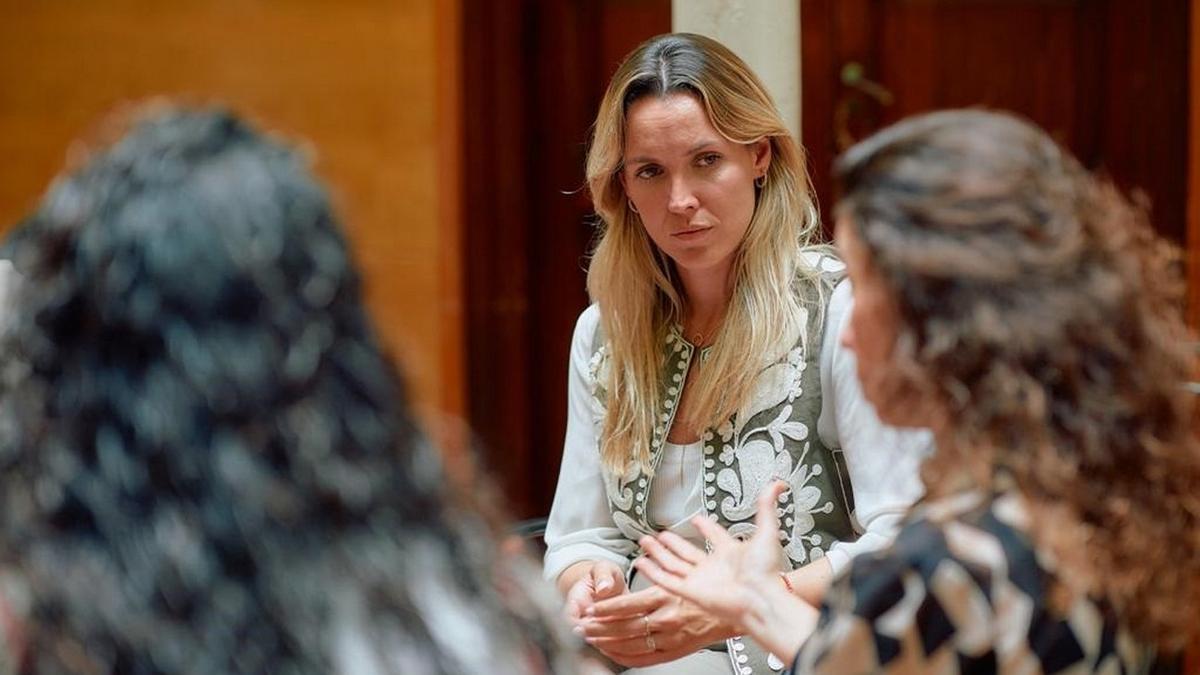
(672, 0), (801, 138)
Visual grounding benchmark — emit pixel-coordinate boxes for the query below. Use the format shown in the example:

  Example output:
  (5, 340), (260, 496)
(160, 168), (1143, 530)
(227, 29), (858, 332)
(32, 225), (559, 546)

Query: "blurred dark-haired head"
(0, 106), (571, 674)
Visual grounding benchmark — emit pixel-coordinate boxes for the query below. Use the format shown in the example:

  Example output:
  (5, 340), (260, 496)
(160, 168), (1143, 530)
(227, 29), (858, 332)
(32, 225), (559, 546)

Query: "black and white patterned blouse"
(791, 491), (1176, 674)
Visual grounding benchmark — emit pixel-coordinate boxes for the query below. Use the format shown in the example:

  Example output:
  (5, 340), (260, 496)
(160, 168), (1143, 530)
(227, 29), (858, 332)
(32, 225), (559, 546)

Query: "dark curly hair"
(833, 109), (1200, 652)
(0, 106), (573, 673)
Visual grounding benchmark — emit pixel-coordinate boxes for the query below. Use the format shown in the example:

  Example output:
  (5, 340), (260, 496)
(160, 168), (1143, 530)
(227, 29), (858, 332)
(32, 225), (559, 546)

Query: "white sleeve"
(542, 304), (637, 582)
(816, 280), (933, 577)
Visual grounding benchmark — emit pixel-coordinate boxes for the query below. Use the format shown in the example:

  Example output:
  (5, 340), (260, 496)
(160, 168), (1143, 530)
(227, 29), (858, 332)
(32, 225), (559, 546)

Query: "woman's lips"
(672, 226), (711, 240)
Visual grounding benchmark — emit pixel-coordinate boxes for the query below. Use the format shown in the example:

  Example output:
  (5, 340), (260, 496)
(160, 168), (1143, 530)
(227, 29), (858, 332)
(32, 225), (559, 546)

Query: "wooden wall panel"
(0, 0), (462, 417)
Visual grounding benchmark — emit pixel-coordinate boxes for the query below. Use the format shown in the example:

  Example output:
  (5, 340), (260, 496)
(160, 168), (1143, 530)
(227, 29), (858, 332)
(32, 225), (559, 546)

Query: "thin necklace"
(687, 316), (721, 347)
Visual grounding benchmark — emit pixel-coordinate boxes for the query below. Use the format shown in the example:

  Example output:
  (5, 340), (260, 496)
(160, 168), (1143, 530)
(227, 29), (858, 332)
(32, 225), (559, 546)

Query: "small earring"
(628, 199), (640, 215)
(755, 174), (767, 189)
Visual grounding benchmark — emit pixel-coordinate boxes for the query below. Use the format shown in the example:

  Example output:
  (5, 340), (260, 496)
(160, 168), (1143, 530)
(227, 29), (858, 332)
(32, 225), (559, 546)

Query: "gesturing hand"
(633, 481), (788, 622)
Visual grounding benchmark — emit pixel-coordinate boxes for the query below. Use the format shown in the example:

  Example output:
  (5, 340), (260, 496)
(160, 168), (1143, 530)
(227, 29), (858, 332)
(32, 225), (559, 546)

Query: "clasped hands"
(565, 559), (731, 668)
(566, 481), (819, 667)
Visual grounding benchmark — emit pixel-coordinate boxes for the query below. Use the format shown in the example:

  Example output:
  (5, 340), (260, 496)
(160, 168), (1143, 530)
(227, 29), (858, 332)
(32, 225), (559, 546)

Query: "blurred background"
(0, 0), (1194, 523)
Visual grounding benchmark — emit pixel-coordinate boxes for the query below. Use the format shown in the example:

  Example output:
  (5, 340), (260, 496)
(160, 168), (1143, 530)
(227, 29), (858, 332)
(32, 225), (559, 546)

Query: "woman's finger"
(638, 536), (693, 577)
(587, 585), (666, 620)
(754, 480), (788, 537)
(585, 634), (656, 657)
(631, 556), (688, 597)
(656, 531), (706, 564)
(577, 615), (645, 640)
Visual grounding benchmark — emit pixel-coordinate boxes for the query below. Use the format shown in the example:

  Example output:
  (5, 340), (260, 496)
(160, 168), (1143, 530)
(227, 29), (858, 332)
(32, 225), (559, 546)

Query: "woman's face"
(835, 217), (916, 426)
(621, 92), (770, 290)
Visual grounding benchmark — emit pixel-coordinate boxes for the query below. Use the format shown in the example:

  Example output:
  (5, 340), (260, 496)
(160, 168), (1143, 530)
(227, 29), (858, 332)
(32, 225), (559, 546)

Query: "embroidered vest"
(589, 263), (856, 674)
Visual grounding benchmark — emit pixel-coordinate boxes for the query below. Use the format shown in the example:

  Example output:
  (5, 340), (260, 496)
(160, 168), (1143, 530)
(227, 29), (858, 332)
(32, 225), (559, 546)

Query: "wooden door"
(802, 0), (1190, 246)
(461, 0), (670, 518)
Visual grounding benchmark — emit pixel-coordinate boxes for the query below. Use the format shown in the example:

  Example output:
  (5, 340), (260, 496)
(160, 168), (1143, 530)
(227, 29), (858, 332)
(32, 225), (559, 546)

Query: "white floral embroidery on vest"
(589, 260), (857, 674)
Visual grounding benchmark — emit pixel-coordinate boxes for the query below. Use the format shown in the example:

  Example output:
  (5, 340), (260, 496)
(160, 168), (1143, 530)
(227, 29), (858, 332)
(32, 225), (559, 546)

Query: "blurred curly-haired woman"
(634, 109), (1200, 674)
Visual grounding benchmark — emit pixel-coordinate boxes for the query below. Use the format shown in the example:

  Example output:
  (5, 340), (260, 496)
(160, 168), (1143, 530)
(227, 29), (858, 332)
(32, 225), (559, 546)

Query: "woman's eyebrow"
(627, 140), (720, 165)
(684, 140), (719, 155)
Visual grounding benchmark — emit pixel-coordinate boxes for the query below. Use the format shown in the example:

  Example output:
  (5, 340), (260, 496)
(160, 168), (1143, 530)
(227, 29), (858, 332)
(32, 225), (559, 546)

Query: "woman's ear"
(751, 138), (772, 177)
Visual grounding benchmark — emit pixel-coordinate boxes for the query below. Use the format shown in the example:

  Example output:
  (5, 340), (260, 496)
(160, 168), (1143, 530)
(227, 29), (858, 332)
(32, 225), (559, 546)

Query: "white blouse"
(647, 440), (704, 533)
(543, 280), (933, 582)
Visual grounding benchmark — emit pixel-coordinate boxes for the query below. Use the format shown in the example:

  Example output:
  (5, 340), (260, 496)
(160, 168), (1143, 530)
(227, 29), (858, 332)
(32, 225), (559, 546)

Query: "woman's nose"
(667, 177), (699, 214)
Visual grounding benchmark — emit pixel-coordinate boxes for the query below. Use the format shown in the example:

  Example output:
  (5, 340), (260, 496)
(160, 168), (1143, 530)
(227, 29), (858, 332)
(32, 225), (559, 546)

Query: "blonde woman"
(634, 110), (1200, 673)
(544, 33), (931, 674)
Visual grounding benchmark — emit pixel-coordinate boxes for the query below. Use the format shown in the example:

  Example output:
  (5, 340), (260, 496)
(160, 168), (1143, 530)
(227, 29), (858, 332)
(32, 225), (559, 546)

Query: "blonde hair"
(586, 33), (823, 474)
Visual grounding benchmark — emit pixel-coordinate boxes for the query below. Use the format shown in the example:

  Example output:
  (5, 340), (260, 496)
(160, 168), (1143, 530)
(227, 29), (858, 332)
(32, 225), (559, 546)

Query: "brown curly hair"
(834, 109), (1200, 651)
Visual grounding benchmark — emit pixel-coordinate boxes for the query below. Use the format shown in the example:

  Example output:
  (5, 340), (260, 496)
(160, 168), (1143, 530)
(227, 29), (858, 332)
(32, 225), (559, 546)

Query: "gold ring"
(642, 615), (652, 637)
(645, 634), (657, 652)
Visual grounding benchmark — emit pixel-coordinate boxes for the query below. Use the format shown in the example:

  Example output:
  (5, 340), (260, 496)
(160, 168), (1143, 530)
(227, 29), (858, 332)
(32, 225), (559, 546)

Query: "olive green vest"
(590, 263), (856, 673)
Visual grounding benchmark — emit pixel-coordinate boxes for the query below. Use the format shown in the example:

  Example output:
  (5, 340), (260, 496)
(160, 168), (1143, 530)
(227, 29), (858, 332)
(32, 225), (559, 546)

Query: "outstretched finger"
(656, 531), (706, 565)
(754, 480), (789, 538)
(638, 535), (693, 577)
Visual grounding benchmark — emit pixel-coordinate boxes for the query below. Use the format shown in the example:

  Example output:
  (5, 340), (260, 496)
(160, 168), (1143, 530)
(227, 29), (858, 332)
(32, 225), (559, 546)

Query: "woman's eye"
(635, 165), (661, 180)
(697, 153), (721, 167)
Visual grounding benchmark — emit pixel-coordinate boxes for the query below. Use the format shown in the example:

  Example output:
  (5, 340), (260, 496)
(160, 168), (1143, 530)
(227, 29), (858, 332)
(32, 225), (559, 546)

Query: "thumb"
(592, 563), (625, 598)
